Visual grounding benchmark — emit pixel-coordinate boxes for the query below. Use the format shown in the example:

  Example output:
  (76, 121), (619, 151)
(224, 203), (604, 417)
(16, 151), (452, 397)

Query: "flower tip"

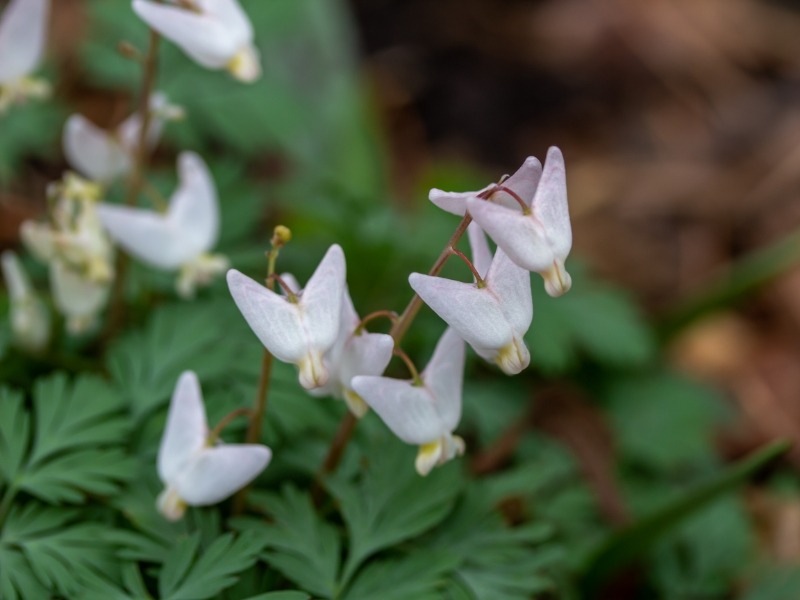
(343, 390), (369, 419)
(415, 441), (443, 476)
(298, 352), (329, 390)
(543, 263), (571, 297)
(494, 339), (530, 375)
(227, 45), (261, 83)
(157, 487), (187, 521)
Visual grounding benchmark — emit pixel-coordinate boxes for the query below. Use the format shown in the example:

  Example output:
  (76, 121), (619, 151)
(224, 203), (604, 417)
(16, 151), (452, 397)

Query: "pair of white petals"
(0, 0), (50, 112)
(430, 147), (572, 298)
(63, 93), (177, 184)
(157, 371), (271, 520)
(96, 152), (228, 298)
(353, 327), (466, 476)
(1, 251), (50, 352)
(133, 0), (260, 82)
(410, 223), (533, 375)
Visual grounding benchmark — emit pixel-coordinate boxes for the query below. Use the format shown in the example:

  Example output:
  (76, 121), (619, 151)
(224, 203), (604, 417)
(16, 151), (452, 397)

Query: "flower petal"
(226, 269), (307, 363)
(421, 327), (465, 433)
(1, 250), (30, 301)
(496, 156), (542, 208)
(340, 332), (394, 390)
(176, 444), (271, 505)
(63, 115), (129, 183)
(49, 260), (109, 322)
(298, 244), (346, 357)
(486, 248), (533, 337)
(532, 147), (571, 259)
(467, 197), (554, 273)
(409, 272), (512, 352)
(466, 222), (492, 279)
(197, 0), (253, 44)
(0, 0), (49, 83)
(117, 91), (169, 154)
(157, 371), (209, 485)
(132, 0), (238, 68)
(96, 203), (178, 268)
(351, 376), (442, 445)
(166, 152), (220, 259)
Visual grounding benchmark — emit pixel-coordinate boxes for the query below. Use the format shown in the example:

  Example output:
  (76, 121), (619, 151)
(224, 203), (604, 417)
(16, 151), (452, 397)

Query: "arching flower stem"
(207, 407), (252, 445)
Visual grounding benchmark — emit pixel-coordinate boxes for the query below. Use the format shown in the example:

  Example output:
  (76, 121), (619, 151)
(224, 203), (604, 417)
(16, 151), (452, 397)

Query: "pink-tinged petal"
(227, 269), (307, 363)
(0, 0), (49, 83)
(466, 222), (492, 279)
(300, 244), (346, 356)
(467, 197), (554, 273)
(351, 376), (442, 445)
(409, 273), (512, 352)
(63, 115), (129, 183)
(176, 444), (271, 505)
(428, 190), (473, 216)
(494, 156), (542, 207)
(167, 152), (220, 258)
(532, 147), (571, 259)
(486, 249), (533, 337)
(422, 328), (465, 433)
(132, 0), (238, 68)
(157, 371), (208, 484)
(340, 332), (394, 387)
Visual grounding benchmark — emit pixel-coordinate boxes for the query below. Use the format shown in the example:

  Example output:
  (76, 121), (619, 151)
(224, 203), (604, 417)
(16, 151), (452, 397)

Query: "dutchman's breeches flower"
(308, 287), (394, 418)
(352, 328), (467, 476)
(430, 147), (573, 297)
(96, 152), (229, 298)
(409, 224), (533, 375)
(0, 0), (50, 113)
(227, 245), (347, 390)
(133, 0), (261, 82)
(157, 371), (271, 520)
(1, 251), (50, 352)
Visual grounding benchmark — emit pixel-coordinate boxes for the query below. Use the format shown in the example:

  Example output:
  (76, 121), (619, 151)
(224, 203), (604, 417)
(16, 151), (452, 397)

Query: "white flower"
(0, 0), (50, 113)
(227, 245), (346, 390)
(308, 286), (394, 418)
(157, 371), (271, 520)
(49, 259), (110, 334)
(1, 251), (50, 352)
(95, 152), (228, 298)
(429, 148), (572, 297)
(63, 92), (179, 184)
(133, 0), (260, 82)
(352, 328), (466, 476)
(409, 224), (532, 375)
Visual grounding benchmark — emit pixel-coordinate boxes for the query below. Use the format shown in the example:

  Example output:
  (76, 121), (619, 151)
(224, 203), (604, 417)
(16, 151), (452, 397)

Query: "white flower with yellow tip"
(63, 92), (182, 184)
(409, 223), (532, 375)
(133, 0), (260, 82)
(1, 251), (50, 352)
(227, 245), (346, 391)
(352, 328), (466, 476)
(157, 371), (272, 521)
(95, 152), (228, 299)
(308, 286), (394, 418)
(0, 0), (50, 113)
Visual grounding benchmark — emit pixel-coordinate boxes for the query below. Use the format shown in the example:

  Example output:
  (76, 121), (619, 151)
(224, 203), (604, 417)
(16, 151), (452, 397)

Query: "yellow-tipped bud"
(271, 225), (292, 249)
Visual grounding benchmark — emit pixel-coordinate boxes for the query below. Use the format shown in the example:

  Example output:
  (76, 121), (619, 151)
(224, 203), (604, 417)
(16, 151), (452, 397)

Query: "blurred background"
(3, 0), (800, 597)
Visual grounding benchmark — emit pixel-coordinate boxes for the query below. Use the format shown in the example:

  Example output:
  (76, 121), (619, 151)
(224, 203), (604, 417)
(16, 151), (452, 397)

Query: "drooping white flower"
(308, 286), (394, 418)
(352, 328), (466, 476)
(1, 251), (50, 352)
(49, 259), (111, 334)
(95, 152), (228, 298)
(133, 0), (260, 82)
(409, 224), (532, 375)
(466, 148), (572, 297)
(157, 371), (271, 520)
(63, 92), (181, 184)
(227, 245), (346, 390)
(0, 0), (50, 113)
(429, 148), (572, 297)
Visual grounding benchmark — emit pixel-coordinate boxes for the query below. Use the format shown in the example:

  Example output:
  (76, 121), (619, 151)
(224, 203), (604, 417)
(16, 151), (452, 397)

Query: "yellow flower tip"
(298, 352), (329, 390)
(415, 440), (444, 477)
(271, 225), (292, 248)
(343, 389), (369, 419)
(226, 45), (261, 83)
(157, 487), (188, 521)
(543, 261), (572, 298)
(494, 338), (530, 375)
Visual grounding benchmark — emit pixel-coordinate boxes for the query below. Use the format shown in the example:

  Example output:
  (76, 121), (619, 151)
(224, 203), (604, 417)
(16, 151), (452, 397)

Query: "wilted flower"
(1, 251), (50, 352)
(63, 92), (181, 184)
(430, 148), (572, 297)
(21, 173), (115, 333)
(409, 224), (532, 375)
(352, 328), (466, 476)
(227, 244), (346, 390)
(133, 0), (260, 82)
(157, 371), (272, 520)
(96, 152), (228, 298)
(0, 0), (50, 113)
(308, 286), (394, 418)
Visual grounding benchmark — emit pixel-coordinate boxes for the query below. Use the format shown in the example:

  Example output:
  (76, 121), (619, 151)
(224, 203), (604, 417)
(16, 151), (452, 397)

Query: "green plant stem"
(104, 29), (161, 341)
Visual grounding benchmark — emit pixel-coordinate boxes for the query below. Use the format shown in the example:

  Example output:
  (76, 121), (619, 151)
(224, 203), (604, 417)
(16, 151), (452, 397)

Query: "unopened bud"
(271, 225), (292, 249)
